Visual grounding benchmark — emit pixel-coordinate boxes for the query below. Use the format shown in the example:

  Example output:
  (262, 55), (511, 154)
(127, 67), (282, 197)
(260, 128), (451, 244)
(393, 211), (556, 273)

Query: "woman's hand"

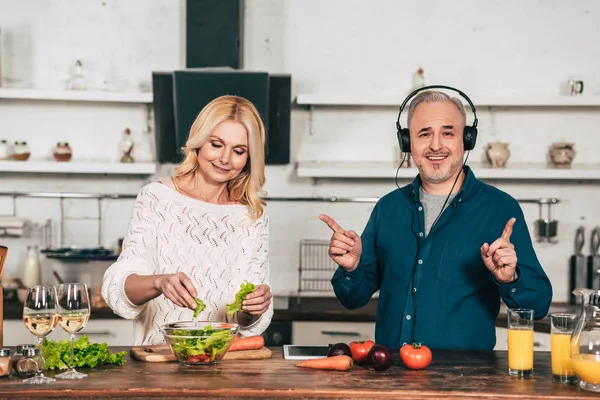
(153, 272), (198, 309)
(241, 284), (272, 316)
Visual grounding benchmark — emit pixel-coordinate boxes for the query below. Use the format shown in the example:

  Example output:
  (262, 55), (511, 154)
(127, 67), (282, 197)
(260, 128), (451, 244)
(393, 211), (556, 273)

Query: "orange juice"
(508, 328), (534, 371)
(550, 332), (575, 377)
(572, 354), (600, 384)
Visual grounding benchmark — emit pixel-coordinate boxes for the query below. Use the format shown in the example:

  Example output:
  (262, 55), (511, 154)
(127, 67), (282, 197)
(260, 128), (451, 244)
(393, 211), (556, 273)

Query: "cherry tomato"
(399, 343), (432, 370)
(349, 340), (375, 364)
(188, 353), (210, 363)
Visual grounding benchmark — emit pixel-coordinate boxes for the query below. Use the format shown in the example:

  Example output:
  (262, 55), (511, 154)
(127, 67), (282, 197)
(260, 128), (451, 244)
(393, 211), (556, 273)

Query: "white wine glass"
(55, 283), (91, 380)
(22, 285), (58, 384)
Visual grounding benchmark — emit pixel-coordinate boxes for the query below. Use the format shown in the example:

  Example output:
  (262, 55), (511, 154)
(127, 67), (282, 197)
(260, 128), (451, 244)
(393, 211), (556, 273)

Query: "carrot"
(296, 355), (353, 371)
(228, 335), (265, 351)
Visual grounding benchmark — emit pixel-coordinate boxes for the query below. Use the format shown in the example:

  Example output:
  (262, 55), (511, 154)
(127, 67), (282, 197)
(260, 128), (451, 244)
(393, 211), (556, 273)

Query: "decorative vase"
(52, 142), (72, 162)
(486, 142), (510, 168)
(549, 142), (576, 168)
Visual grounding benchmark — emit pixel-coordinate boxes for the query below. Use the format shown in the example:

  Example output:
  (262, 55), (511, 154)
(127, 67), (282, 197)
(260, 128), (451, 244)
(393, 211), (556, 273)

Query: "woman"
(102, 95), (273, 345)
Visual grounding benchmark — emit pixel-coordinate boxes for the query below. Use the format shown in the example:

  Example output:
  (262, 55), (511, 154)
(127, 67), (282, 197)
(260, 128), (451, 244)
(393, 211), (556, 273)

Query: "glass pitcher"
(571, 288), (600, 392)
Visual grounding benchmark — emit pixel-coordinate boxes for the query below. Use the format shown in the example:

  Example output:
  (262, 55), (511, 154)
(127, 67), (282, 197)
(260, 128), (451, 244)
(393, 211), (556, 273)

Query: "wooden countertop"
(0, 348), (595, 399)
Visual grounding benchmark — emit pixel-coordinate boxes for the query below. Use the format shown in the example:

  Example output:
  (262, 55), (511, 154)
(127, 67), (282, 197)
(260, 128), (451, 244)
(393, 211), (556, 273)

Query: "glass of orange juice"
(508, 308), (534, 377)
(550, 313), (578, 384)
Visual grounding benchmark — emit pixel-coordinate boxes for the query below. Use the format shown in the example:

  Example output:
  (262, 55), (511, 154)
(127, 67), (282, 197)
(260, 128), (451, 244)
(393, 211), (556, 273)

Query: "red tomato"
(399, 343), (432, 370)
(349, 340), (375, 364)
(188, 353), (210, 363)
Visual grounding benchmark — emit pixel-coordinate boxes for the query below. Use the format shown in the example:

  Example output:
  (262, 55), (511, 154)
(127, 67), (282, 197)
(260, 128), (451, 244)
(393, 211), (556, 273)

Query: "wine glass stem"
(37, 337), (43, 376)
(69, 333), (75, 370)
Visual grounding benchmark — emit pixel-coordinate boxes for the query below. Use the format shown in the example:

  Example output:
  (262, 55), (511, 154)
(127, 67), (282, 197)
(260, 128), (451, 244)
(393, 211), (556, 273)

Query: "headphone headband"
(396, 84), (478, 131)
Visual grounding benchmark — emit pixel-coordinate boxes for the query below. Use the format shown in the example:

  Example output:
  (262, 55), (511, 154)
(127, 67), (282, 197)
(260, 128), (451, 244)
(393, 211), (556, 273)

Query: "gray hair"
(406, 90), (466, 128)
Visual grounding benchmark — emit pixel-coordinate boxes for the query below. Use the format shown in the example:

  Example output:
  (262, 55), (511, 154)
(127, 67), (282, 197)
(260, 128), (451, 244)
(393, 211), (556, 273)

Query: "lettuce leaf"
(42, 335), (127, 370)
(192, 298), (206, 318)
(226, 281), (255, 316)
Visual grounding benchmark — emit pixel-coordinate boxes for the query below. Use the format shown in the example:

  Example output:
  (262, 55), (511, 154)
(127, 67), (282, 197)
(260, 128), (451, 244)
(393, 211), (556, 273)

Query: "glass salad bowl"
(161, 321), (239, 366)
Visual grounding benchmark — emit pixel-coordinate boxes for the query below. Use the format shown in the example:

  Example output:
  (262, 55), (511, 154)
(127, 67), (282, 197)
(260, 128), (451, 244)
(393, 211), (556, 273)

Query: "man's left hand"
(481, 218), (518, 283)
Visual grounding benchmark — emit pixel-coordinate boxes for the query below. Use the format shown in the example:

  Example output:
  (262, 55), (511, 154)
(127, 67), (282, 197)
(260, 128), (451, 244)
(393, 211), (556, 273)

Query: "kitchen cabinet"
(495, 326), (551, 352)
(292, 321), (375, 345)
(3, 319), (134, 346)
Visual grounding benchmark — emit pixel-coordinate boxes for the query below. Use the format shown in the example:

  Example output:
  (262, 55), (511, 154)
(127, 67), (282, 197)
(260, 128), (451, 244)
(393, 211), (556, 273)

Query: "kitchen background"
(0, 0), (599, 311)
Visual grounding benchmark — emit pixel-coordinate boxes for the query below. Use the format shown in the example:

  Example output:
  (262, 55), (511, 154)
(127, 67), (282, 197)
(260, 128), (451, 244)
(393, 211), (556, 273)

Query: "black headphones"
(395, 85), (478, 153)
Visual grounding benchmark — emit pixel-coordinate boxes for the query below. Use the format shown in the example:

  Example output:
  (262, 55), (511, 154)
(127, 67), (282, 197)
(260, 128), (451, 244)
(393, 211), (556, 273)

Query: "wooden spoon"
(0, 246), (7, 281)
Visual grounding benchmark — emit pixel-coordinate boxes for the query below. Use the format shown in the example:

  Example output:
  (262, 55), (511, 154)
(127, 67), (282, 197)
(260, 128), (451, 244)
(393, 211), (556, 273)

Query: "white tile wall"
(0, 0), (599, 303)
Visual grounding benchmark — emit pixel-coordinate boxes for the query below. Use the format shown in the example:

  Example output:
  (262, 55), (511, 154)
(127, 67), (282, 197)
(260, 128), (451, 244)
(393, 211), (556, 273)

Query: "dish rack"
(297, 239), (339, 303)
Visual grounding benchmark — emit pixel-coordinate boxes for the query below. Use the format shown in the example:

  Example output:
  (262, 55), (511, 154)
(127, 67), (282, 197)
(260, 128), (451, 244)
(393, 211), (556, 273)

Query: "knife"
(570, 226), (587, 304)
(587, 226), (600, 290)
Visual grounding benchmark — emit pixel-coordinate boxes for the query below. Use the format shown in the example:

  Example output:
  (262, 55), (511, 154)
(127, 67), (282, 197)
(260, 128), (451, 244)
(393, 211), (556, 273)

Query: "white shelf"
(0, 88), (153, 104)
(297, 161), (600, 180)
(0, 160), (157, 175)
(296, 93), (600, 107)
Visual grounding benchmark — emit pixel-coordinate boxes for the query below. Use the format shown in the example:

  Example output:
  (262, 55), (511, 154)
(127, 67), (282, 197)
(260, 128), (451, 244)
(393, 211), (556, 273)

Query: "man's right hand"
(153, 272), (198, 309)
(319, 214), (362, 272)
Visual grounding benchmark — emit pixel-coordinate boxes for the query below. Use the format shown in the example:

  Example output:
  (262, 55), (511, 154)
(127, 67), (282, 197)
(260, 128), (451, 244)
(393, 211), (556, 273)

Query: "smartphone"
(282, 345), (329, 360)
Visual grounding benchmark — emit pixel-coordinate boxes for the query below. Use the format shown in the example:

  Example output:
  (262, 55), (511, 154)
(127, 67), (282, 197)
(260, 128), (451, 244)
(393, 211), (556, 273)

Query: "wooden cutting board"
(130, 345), (272, 362)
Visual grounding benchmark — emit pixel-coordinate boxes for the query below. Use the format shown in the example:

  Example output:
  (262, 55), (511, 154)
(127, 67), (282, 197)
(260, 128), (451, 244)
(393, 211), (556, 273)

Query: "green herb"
(192, 298), (206, 318)
(171, 325), (233, 362)
(42, 335), (127, 370)
(226, 281), (255, 316)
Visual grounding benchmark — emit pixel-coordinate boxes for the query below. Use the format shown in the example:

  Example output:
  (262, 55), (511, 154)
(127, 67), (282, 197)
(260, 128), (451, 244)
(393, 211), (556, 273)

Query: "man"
(320, 90), (552, 350)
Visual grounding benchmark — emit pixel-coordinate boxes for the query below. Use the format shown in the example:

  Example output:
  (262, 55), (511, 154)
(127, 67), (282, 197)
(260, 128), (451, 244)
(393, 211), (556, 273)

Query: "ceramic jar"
(52, 142), (72, 162)
(12, 141), (30, 161)
(549, 142), (576, 168)
(0, 140), (10, 160)
(486, 142), (510, 168)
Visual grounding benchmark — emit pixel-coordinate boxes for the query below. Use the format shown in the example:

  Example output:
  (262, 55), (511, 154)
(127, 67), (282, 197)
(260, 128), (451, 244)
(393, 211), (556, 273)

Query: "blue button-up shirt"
(331, 166), (552, 350)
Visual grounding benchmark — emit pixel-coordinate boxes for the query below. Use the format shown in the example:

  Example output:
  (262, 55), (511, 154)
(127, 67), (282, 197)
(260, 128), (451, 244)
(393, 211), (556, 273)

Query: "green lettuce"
(192, 298), (206, 318)
(42, 335), (127, 370)
(171, 325), (233, 361)
(226, 281), (255, 316)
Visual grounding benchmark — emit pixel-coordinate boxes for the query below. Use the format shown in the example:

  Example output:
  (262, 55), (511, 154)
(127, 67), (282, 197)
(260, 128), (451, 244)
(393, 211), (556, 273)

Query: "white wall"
(0, 0), (599, 303)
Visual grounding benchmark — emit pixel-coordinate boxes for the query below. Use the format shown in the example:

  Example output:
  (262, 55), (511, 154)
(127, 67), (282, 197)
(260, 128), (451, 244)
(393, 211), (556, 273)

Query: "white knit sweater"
(101, 181), (273, 345)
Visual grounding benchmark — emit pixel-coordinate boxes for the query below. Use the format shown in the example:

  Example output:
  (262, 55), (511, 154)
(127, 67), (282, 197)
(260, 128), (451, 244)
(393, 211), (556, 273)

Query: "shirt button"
(418, 206), (423, 211)
(459, 198), (462, 202)
(402, 342), (407, 346)
(346, 276), (351, 280)
(510, 288), (516, 293)
(419, 232), (423, 237)
(406, 315), (411, 320)
(413, 287), (417, 293)
(418, 259), (423, 265)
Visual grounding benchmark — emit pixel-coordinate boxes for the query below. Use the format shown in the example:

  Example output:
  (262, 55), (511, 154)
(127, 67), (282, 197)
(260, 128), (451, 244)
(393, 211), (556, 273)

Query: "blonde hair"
(174, 95), (266, 220)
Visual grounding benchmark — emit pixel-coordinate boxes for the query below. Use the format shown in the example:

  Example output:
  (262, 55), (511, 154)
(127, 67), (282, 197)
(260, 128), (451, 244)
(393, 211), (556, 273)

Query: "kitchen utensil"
(588, 227), (600, 290)
(160, 321), (239, 366)
(570, 226), (587, 304)
(52, 271), (64, 285)
(536, 201), (558, 243)
(0, 245), (6, 347)
(129, 345), (272, 362)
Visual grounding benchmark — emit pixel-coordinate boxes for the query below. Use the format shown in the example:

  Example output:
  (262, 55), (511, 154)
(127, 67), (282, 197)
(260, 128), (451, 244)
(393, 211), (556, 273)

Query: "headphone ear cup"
(398, 128), (411, 153)
(463, 126), (477, 151)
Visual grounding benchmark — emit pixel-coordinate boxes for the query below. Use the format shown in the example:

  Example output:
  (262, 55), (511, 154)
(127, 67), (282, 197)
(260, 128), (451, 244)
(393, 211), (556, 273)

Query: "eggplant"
(327, 342), (352, 358)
